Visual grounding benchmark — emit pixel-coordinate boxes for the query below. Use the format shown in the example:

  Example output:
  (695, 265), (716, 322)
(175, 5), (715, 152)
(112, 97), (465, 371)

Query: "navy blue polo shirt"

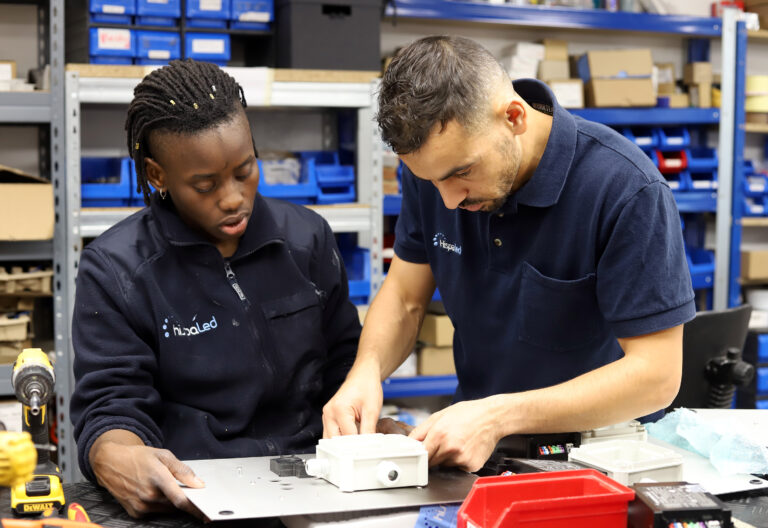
(395, 79), (695, 411)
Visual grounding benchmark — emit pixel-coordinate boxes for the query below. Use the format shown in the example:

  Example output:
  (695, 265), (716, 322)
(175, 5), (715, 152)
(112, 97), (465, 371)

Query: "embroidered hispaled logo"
(432, 233), (462, 255)
(162, 315), (218, 338)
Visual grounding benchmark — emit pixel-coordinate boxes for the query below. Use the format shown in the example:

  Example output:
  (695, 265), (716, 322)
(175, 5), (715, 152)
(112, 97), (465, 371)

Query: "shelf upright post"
(54, 70), (84, 483)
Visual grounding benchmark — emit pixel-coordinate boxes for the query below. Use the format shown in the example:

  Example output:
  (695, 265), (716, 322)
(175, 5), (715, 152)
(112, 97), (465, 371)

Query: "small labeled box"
(185, 33), (230, 65)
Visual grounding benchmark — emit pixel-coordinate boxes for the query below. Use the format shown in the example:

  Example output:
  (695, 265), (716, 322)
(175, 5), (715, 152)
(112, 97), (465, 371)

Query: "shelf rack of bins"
(376, 4), (749, 398)
(58, 65), (383, 482)
(0, 0), (64, 398)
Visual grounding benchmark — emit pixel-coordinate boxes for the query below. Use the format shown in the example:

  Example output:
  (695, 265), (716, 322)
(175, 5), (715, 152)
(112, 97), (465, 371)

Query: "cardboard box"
(391, 352), (417, 378)
(656, 62), (676, 95)
(418, 314), (454, 347)
(548, 79), (584, 108)
(664, 93), (690, 108)
(746, 112), (768, 124)
(537, 60), (569, 83)
(742, 250), (768, 280)
(504, 42), (545, 61)
(0, 61), (16, 81)
(578, 49), (653, 81)
(418, 346), (455, 376)
(543, 39), (568, 61)
(501, 55), (539, 80)
(586, 79), (656, 108)
(690, 83), (712, 108)
(684, 62), (713, 85)
(0, 340), (29, 365)
(0, 314), (29, 341)
(746, 0), (768, 28)
(0, 165), (53, 241)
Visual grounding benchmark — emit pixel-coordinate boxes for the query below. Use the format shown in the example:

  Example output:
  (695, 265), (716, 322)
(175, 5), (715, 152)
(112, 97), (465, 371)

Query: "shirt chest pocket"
(517, 261), (601, 352)
(261, 289), (324, 370)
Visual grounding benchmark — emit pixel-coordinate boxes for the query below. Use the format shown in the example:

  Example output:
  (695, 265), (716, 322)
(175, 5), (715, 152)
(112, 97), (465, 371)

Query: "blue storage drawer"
(658, 127), (691, 150)
(757, 367), (768, 395)
(744, 196), (766, 217)
(82, 157), (133, 207)
(89, 27), (135, 57)
(687, 248), (714, 290)
(258, 159), (318, 204)
(230, 0), (273, 29)
(90, 0), (135, 22)
(686, 147), (718, 173)
(135, 30), (180, 63)
(745, 173), (768, 197)
(301, 151), (356, 204)
(621, 127), (658, 150)
(185, 33), (231, 63)
(90, 56), (134, 65)
(187, 0), (230, 27)
(758, 398), (768, 410)
(758, 334), (768, 363)
(340, 247), (370, 305)
(647, 150), (690, 191)
(136, 0), (180, 25)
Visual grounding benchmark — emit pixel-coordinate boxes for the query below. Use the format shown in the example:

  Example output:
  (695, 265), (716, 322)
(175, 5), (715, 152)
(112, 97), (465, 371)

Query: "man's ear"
(504, 99), (527, 135)
(145, 157), (165, 192)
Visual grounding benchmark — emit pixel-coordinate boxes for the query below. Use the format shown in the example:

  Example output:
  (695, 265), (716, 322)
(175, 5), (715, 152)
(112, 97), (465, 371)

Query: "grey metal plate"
(183, 455), (476, 521)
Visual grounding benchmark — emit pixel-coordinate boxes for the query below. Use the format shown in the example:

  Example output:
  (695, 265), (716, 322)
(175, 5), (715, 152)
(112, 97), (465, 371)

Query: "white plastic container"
(568, 439), (683, 486)
(305, 434), (428, 492)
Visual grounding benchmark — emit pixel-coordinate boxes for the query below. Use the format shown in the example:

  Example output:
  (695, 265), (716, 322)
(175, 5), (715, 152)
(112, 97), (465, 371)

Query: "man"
(323, 36), (695, 472)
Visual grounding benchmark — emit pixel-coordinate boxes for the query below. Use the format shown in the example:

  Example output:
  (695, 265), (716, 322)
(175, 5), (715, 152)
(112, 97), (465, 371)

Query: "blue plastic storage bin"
(90, 0), (135, 23)
(136, 0), (180, 25)
(758, 334), (768, 363)
(745, 173), (768, 197)
(340, 246), (370, 305)
(686, 248), (714, 290)
(621, 127), (658, 150)
(658, 127), (691, 150)
(258, 159), (318, 204)
(744, 196), (767, 216)
(82, 157), (133, 207)
(758, 398), (768, 410)
(757, 367), (768, 395)
(687, 147), (718, 190)
(648, 151), (689, 191)
(230, 0), (273, 30)
(90, 56), (134, 64)
(185, 32), (231, 63)
(187, 0), (230, 27)
(135, 30), (180, 64)
(689, 170), (718, 190)
(89, 27), (135, 58)
(302, 151), (356, 204)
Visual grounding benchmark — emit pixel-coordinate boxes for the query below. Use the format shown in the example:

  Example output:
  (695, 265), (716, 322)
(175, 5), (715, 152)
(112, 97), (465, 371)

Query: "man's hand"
(90, 430), (204, 519)
(322, 362), (383, 437)
(408, 398), (502, 472)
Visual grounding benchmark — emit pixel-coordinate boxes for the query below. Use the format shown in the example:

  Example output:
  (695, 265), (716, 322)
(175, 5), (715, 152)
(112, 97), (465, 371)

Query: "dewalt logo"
(23, 503), (54, 512)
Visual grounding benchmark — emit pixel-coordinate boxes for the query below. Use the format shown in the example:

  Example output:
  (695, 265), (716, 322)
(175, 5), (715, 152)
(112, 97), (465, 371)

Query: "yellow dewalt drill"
(10, 348), (65, 516)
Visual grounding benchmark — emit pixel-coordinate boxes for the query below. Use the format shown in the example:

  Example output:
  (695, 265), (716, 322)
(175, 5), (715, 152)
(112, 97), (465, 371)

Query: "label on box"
(239, 11), (271, 22)
(200, 0), (222, 10)
(635, 137), (652, 146)
(692, 180), (712, 189)
(665, 158), (683, 168)
(666, 137), (684, 145)
(668, 181), (680, 189)
(102, 4), (126, 14)
(98, 28), (132, 51)
(192, 38), (225, 55)
(147, 0), (170, 4)
(0, 64), (12, 81)
(148, 49), (171, 59)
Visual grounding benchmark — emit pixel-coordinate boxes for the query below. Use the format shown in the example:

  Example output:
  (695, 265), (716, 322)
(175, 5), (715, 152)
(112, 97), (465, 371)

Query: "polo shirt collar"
(507, 79), (578, 210)
(150, 191), (284, 256)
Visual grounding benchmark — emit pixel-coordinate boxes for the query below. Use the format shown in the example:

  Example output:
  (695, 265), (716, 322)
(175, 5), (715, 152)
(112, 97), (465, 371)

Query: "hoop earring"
(159, 189), (167, 200)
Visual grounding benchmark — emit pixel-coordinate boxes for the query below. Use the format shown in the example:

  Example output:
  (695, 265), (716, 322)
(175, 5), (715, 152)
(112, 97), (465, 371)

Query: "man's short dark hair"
(377, 35), (508, 155)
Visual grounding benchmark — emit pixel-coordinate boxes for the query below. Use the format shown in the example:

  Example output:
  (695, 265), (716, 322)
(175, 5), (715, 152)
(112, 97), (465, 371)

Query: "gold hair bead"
(135, 142), (140, 150)
(170, 99), (176, 105)
(193, 102), (199, 109)
(209, 93), (215, 100)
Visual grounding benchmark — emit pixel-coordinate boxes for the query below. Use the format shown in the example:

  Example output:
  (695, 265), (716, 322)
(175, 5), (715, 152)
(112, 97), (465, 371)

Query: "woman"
(70, 60), (361, 518)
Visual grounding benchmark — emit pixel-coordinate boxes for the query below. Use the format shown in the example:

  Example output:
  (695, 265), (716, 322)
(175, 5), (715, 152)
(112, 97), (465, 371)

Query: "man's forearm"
(351, 282), (426, 381)
(489, 332), (682, 435)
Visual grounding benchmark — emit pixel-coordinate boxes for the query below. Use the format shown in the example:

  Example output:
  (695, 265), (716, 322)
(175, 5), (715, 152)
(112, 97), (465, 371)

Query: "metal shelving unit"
(57, 68), (383, 482)
(0, 1), (64, 402)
